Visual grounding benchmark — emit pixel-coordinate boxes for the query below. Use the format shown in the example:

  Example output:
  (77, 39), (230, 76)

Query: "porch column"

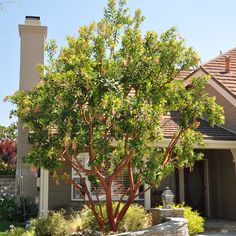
(230, 149), (236, 177)
(144, 184), (151, 210)
(178, 168), (185, 202)
(39, 168), (49, 217)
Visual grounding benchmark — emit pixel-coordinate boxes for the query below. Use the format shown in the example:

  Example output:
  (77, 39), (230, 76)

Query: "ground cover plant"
(0, 194), (37, 222)
(8, 0), (224, 233)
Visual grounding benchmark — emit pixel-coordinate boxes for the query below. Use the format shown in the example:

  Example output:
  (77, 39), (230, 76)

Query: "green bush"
(4, 211), (82, 236)
(0, 161), (15, 175)
(80, 202), (151, 233)
(119, 204), (151, 232)
(0, 194), (18, 221)
(157, 203), (204, 235)
(8, 227), (35, 236)
(65, 211), (83, 234)
(0, 195), (37, 222)
(175, 203), (204, 235)
(17, 197), (38, 222)
(30, 211), (67, 236)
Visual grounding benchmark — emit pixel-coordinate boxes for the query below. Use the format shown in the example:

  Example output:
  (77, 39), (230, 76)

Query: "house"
(16, 17), (236, 220)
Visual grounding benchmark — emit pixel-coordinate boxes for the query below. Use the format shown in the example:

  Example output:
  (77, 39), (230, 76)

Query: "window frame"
(71, 152), (144, 201)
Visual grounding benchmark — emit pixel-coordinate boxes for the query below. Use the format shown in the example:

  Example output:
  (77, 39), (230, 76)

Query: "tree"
(9, 0), (224, 232)
(0, 123), (17, 173)
(0, 123), (17, 140)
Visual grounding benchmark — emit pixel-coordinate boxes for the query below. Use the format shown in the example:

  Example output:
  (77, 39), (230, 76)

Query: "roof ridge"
(201, 47), (236, 67)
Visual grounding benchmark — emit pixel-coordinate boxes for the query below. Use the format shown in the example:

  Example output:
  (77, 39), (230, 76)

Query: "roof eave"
(158, 139), (236, 149)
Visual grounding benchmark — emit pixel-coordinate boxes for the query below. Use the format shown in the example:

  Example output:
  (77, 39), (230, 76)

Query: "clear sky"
(1, 0), (236, 126)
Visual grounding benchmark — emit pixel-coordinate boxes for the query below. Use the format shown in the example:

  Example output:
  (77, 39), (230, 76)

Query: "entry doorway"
(184, 161), (206, 216)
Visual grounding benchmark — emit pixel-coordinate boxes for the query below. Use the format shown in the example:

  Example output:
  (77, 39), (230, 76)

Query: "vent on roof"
(225, 56), (231, 73)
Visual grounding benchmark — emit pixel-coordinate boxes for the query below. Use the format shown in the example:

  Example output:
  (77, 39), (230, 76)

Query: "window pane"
(72, 178), (85, 200)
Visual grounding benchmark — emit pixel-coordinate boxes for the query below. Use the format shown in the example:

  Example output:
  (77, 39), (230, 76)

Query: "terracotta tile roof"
(200, 47), (236, 97)
(175, 70), (193, 80)
(161, 113), (236, 140)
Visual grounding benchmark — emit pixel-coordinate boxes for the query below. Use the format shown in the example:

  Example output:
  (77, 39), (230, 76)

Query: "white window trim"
(71, 153), (143, 201)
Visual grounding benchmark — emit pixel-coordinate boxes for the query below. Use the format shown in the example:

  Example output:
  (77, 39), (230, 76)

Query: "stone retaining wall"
(112, 217), (189, 236)
(151, 208), (184, 225)
(0, 175), (16, 197)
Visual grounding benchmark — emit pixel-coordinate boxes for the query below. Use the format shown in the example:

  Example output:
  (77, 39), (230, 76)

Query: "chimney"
(25, 16), (41, 25)
(17, 17), (47, 201)
(225, 56), (231, 73)
(19, 16), (47, 90)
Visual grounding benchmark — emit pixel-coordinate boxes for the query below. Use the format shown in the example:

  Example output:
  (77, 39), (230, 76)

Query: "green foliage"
(8, 227), (35, 236)
(0, 161), (15, 175)
(8, 0), (224, 232)
(0, 194), (17, 221)
(17, 197), (38, 222)
(0, 123), (17, 140)
(157, 204), (204, 235)
(65, 211), (83, 235)
(176, 204), (204, 235)
(30, 211), (67, 236)
(3, 211), (83, 236)
(0, 221), (24, 233)
(28, 210), (83, 236)
(119, 204), (151, 232)
(0, 195), (37, 222)
(80, 203), (150, 233)
(8, 0), (224, 183)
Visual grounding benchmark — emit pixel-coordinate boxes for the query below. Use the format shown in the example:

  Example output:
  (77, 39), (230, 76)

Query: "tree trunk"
(105, 183), (117, 232)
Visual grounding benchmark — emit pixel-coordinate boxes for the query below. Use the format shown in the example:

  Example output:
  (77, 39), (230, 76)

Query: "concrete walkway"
(197, 219), (236, 236)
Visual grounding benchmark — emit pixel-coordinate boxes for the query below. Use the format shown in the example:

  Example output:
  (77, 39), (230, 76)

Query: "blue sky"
(1, 0), (236, 126)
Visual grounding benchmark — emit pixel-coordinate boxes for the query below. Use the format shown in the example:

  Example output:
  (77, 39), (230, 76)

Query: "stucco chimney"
(18, 16), (47, 90)
(17, 17), (47, 200)
(25, 16), (41, 25)
(225, 56), (231, 73)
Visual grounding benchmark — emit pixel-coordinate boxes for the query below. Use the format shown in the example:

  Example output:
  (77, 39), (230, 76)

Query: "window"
(71, 153), (143, 201)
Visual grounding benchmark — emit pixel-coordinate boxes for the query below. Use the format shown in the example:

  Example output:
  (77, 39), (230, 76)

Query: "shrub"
(176, 203), (204, 235)
(64, 211), (83, 235)
(30, 211), (67, 236)
(5, 211), (82, 236)
(0, 195), (37, 222)
(0, 194), (18, 221)
(157, 203), (204, 235)
(0, 161), (15, 175)
(119, 204), (151, 232)
(0, 139), (17, 166)
(8, 227), (35, 236)
(79, 202), (151, 233)
(17, 197), (38, 222)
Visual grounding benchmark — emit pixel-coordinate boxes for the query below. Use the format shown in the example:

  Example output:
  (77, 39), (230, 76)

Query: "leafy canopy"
(8, 0), (224, 231)
(9, 0), (224, 185)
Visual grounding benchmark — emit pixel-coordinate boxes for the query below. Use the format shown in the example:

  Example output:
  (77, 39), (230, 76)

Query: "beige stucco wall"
(205, 84), (236, 132)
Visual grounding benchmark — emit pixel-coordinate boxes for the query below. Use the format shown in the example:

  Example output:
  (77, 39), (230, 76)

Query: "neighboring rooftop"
(161, 113), (236, 141)
(200, 47), (236, 97)
(175, 70), (193, 80)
